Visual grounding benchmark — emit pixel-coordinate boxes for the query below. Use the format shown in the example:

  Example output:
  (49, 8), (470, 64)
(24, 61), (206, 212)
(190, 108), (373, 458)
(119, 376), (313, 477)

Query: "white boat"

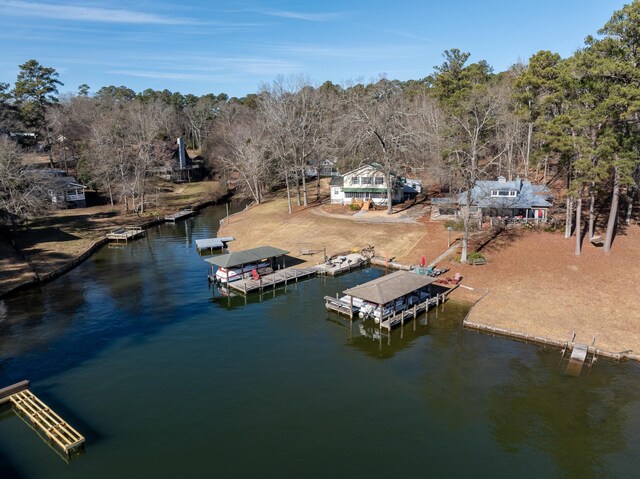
(360, 290), (431, 323)
(215, 262), (272, 283)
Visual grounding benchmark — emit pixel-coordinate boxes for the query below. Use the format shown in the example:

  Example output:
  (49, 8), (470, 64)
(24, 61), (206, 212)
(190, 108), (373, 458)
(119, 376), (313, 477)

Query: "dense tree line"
(1, 1), (639, 258)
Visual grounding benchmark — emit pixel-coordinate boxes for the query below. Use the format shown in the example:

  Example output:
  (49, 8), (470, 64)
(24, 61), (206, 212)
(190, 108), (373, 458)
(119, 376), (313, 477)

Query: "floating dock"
(0, 381), (84, 459)
(315, 253), (369, 276)
(227, 266), (318, 294)
(165, 208), (195, 222)
(195, 236), (235, 254)
(106, 226), (145, 242)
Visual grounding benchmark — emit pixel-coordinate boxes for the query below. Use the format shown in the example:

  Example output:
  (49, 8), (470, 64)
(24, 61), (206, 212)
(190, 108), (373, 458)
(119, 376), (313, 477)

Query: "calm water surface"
(0, 203), (638, 478)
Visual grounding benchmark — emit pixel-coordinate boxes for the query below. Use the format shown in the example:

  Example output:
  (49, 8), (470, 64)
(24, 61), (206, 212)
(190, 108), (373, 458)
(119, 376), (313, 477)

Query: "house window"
(350, 176), (359, 185)
(361, 177), (373, 185)
(332, 188), (340, 196)
(491, 190), (517, 197)
(375, 177), (384, 185)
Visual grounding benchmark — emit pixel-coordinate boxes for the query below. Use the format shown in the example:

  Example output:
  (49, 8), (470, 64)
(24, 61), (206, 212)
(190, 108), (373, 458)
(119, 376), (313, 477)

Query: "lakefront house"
(432, 176), (553, 222)
(330, 164), (405, 205)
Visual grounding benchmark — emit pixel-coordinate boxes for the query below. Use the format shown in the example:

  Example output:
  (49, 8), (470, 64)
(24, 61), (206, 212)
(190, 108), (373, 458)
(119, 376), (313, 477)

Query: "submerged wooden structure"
(165, 208), (195, 222)
(106, 226), (145, 242)
(0, 381), (84, 459)
(325, 270), (450, 331)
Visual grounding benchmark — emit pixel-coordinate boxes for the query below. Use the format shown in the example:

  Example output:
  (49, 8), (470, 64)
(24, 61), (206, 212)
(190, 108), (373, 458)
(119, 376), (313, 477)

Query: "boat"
(214, 262), (272, 283)
(360, 290), (431, 323)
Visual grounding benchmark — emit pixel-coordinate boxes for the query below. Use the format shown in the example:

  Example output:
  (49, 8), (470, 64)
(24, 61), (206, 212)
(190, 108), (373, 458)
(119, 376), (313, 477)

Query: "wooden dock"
(324, 295), (358, 316)
(227, 266), (318, 294)
(379, 295), (444, 331)
(106, 226), (145, 242)
(0, 381), (84, 458)
(165, 209), (195, 222)
(316, 253), (369, 276)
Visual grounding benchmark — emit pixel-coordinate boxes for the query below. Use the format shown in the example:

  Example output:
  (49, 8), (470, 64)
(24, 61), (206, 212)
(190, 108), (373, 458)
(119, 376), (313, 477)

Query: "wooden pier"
(227, 266), (318, 294)
(379, 294), (444, 331)
(106, 226), (145, 242)
(0, 381), (84, 458)
(165, 208), (195, 222)
(315, 253), (369, 276)
(324, 270), (452, 331)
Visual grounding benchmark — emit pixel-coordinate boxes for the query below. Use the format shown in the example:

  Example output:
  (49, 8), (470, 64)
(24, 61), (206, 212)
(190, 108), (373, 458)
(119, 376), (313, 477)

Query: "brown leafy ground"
(451, 226), (640, 354)
(219, 181), (459, 267)
(0, 181), (225, 296)
(221, 180), (640, 355)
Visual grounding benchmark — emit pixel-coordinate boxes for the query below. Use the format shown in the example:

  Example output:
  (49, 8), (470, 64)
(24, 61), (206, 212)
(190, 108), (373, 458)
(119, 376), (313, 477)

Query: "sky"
(0, 0), (631, 98)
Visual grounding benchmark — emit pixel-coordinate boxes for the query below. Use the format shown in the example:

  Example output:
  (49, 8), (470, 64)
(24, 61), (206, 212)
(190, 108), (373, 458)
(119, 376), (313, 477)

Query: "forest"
(1, 1), (639, 260)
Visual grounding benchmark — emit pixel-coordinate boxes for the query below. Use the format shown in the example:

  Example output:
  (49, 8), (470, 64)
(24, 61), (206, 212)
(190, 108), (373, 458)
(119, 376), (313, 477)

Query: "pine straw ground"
(452, 226), (640, 355)
(222, 181), (640, 355)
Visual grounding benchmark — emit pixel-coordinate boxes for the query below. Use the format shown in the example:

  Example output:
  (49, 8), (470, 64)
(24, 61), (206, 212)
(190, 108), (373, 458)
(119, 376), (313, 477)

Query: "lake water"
(0, 202), (639, 478)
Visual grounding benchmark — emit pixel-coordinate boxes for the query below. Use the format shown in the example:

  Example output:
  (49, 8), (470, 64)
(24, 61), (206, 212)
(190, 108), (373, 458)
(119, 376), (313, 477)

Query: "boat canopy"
(204, 246), (289, 268)
(195, 237), (235, 250)
(343, 270), (436, 305)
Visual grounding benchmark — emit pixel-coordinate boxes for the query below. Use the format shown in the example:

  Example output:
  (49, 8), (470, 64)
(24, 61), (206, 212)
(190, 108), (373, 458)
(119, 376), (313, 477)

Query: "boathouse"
(205, 246), (289, 283)
(325, 271), (443, 330)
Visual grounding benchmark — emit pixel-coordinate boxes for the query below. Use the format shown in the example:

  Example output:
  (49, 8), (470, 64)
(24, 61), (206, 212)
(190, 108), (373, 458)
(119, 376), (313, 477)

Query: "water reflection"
(488, 353), (639, 478)
(0, 201), (247, 384)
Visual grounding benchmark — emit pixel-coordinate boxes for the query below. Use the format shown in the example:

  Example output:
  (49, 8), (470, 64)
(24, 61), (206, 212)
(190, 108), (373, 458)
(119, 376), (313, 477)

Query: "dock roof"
(195, 237), (235, 250)
(205, 245), (289, 268)
(343, 270), (436, 304)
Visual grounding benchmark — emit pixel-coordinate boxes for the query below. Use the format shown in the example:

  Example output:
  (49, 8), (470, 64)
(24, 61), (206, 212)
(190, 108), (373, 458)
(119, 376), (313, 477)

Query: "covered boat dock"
(325, 270), (447, 330)
(195, 236), (235, 254)
(205, 245), (289, 284)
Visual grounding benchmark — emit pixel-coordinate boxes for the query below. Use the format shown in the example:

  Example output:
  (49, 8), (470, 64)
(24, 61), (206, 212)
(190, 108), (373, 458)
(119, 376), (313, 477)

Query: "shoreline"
(0, 192), (233, 300)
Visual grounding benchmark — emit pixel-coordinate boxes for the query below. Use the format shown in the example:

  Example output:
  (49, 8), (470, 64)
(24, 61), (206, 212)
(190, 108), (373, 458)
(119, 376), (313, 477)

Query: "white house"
(330, 164), (404, 205)
(38, 169), (87, 208)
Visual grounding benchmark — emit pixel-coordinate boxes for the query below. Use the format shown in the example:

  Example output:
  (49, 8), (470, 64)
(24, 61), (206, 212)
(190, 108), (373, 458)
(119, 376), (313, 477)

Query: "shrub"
(349, 203), (360, 211)
(444, 219), (465, 231)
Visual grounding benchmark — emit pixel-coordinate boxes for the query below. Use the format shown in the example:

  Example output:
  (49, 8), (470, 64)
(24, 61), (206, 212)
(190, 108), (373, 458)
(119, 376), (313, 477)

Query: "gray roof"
(330, 176), (344, 187)
(458, 178), (552, 209)
(343, 270), (436, 304)
(205, 246), (289, 268)
(195, 237), (235, 250)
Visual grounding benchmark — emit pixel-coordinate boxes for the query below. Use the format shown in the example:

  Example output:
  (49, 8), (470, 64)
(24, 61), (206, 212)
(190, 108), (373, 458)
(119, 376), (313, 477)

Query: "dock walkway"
(165, 209), (195, 222)
(106, 226), (145, 242)
(316, 253), (369, 276)
(228, 266), (318, 294)
(7, 387), (84, 457)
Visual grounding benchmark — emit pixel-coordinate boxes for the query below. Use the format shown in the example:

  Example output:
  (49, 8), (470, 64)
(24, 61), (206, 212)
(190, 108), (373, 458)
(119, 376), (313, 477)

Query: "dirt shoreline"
(0, 185), (231, 299)
(218, 182), (640, 360)
(5, 178), (638, 362)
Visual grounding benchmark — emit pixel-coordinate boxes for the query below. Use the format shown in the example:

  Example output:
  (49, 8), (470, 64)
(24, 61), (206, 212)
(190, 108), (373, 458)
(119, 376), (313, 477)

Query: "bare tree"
(0, 137), (55, 228)
(216, 106), (271, 204)
(344, 79), (414, 214)
(444, 82), (507, 263)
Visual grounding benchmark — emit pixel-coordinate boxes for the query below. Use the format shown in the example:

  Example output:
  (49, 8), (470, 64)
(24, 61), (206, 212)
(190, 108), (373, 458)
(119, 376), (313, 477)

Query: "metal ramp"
(561, 334), (598, 376)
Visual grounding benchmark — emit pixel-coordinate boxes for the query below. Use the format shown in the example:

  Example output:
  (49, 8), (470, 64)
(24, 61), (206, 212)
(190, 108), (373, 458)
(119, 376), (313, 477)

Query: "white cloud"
(256, 9), (345, 22)
(0, 0), (195, 25)
(108, 70), (219, 81)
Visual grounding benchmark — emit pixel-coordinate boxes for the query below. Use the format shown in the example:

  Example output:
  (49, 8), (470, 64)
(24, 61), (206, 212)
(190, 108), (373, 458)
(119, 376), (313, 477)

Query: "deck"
(106, 226), (145, 242)
(324, 295), (358, 316)
(165, 209), (195, 222)
(379, 296), (441, 330)
(315, 253), (369, 276)
(4, 386), (84, 458)
(227, 266), (318, 294)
